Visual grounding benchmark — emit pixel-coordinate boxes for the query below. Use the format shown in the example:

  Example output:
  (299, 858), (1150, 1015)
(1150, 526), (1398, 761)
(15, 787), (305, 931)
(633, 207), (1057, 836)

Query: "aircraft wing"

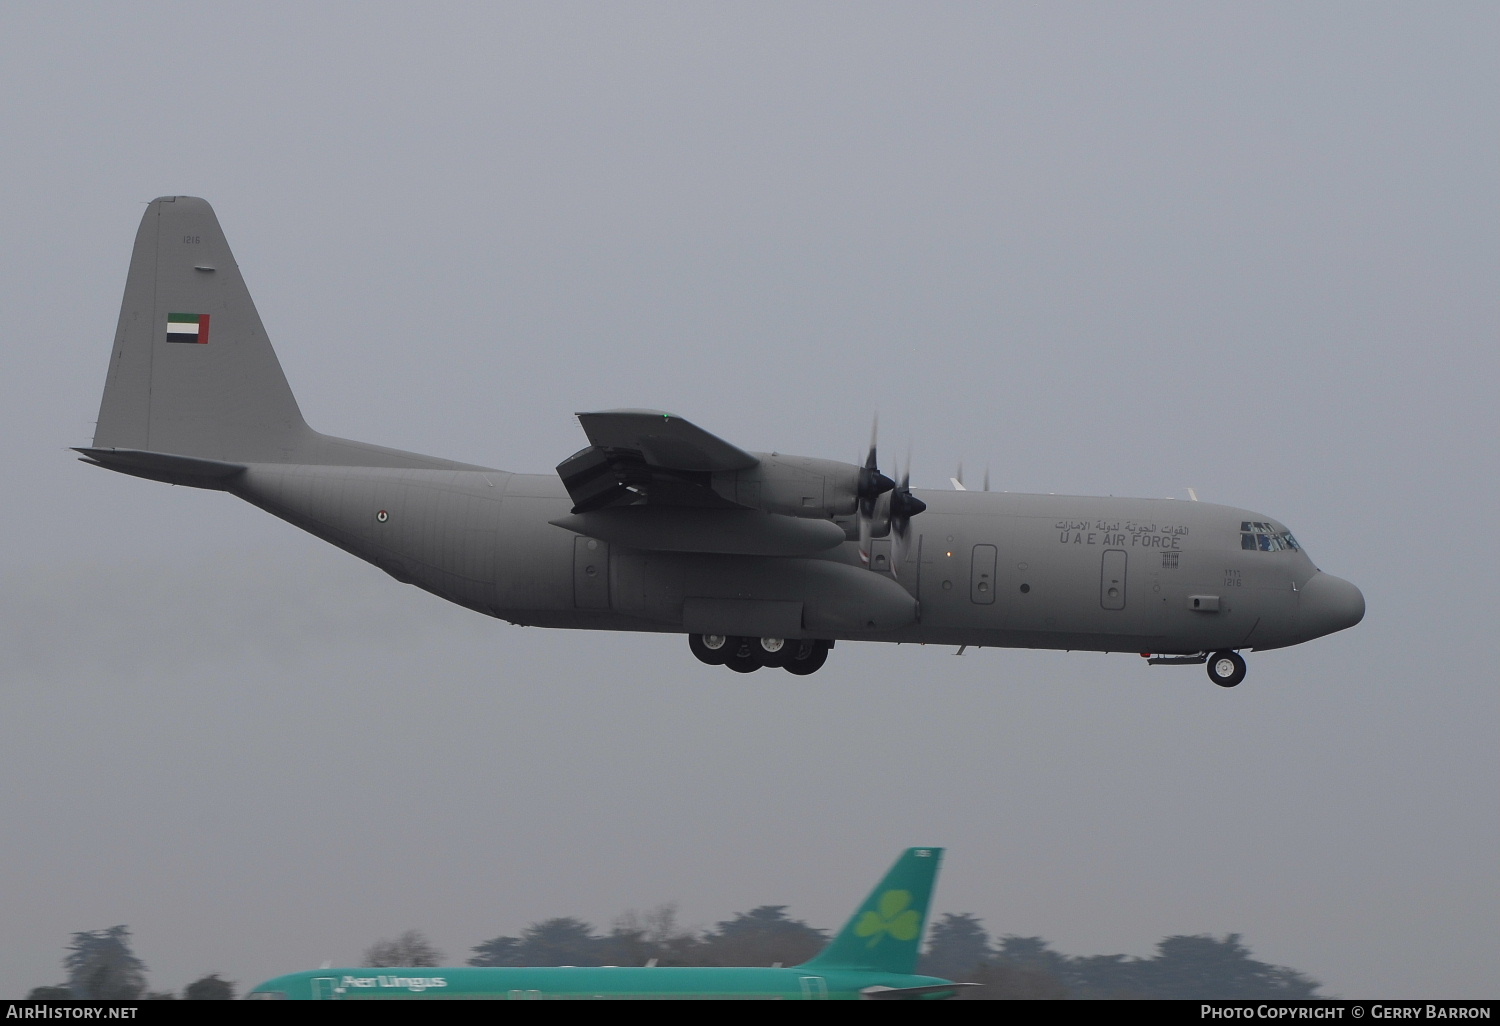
(575, 410), (758, 472)
(556, 409), (759, 514)
(554, 410), (865, 556)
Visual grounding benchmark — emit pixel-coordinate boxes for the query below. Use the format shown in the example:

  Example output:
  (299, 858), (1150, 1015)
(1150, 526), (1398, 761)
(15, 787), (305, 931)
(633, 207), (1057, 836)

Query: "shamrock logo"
(853, 889), (922, 948)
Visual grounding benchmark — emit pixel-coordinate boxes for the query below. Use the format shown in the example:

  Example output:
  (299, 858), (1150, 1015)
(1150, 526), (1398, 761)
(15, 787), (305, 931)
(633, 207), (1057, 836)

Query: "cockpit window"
(1241, 521), (1300, 552)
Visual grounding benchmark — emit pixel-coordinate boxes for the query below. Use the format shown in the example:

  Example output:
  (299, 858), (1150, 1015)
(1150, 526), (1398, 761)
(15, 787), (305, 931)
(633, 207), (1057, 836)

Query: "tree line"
(25, 926), (234, 1000)
(920, 913), (1321, 999)
(28, 910), (1321, 1000)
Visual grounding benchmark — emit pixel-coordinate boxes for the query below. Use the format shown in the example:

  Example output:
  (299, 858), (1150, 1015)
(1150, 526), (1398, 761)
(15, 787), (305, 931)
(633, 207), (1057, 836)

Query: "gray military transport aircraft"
(80, 197), (1363, 686)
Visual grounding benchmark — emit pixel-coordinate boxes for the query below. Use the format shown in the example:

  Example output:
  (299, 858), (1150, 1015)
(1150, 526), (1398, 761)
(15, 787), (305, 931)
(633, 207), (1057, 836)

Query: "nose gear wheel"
(1207, 649), (1246, 687)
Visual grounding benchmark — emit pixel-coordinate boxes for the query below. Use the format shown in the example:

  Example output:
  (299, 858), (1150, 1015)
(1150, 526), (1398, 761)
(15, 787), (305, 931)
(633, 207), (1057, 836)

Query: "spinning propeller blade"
(856, 416), (894, 563)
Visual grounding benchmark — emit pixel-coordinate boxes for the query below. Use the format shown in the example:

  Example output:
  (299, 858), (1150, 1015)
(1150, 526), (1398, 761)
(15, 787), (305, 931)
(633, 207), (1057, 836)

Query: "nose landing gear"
(1206, 649), (1247, 688)
(1143, 649), (1249, 687)
(688, 635), (833, 675)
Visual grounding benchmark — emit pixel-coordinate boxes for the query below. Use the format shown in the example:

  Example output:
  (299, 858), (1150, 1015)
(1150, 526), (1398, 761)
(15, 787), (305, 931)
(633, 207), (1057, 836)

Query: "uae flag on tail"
(166, 312), (210, 344)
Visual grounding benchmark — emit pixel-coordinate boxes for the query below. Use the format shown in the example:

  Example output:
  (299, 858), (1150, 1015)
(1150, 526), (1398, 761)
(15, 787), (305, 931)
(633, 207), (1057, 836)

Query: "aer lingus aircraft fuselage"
(80, 198), (1364, 685)
(247, 965), (959, 1001)
(248, 847), (964, 1000)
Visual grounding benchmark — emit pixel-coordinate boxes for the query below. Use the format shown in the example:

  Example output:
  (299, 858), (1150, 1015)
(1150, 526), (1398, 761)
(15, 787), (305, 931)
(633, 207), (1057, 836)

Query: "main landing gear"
(688, 634), (833, 675)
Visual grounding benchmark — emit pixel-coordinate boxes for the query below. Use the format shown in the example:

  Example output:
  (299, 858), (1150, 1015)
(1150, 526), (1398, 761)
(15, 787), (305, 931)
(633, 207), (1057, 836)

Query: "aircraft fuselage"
(232, 462), (1361, 658)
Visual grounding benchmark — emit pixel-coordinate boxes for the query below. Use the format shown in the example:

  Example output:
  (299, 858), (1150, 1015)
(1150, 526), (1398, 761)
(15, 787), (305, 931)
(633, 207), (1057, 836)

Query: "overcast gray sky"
(1, 2), (1495, 999)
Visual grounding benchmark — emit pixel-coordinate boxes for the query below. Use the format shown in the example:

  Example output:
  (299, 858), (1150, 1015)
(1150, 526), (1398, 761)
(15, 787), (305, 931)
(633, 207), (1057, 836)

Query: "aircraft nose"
(1300, 572), (1365, 641)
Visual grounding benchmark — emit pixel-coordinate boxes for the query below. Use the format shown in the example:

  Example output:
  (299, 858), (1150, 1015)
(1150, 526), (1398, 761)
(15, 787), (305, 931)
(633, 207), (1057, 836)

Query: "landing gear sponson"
(689, 634), (833, 675)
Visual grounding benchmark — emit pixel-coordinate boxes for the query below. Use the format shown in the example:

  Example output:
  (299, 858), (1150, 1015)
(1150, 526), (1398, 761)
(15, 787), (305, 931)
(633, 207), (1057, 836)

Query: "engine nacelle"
(710, 453), (862, 520)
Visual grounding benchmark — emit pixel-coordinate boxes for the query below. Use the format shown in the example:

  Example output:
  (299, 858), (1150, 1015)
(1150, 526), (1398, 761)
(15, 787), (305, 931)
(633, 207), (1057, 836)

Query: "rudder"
(94, 196), (311, 462)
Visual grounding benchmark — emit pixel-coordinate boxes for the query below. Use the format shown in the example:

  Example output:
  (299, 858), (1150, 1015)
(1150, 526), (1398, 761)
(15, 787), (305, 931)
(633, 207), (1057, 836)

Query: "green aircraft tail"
(796, 847), (943, 975)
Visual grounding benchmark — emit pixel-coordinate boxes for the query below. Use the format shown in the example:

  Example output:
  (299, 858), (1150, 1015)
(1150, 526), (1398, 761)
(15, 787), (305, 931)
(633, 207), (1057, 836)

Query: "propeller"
(857, 417), (895, 516)
(856, 417), (894, 564)
(888, 456), (927, 572)
(852, 419), (927, 571)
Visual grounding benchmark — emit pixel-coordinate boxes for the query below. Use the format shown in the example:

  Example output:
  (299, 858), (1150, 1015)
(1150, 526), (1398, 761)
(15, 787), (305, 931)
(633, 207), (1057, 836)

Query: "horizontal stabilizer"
(551, 508), (846, 555)
(575, 410), (758, 472)
(75, 447), (246, 489)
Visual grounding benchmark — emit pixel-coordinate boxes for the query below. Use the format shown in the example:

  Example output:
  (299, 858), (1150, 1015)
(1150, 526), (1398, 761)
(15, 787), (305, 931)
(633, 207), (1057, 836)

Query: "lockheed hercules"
(81, 198), (1363, 685)
(247, 847), (964, 1000)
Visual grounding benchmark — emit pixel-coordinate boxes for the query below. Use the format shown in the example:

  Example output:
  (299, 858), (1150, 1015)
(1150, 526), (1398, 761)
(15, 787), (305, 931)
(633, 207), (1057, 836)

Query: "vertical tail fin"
(93, 196), (312, 462)
(795, 847), (943, 974)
